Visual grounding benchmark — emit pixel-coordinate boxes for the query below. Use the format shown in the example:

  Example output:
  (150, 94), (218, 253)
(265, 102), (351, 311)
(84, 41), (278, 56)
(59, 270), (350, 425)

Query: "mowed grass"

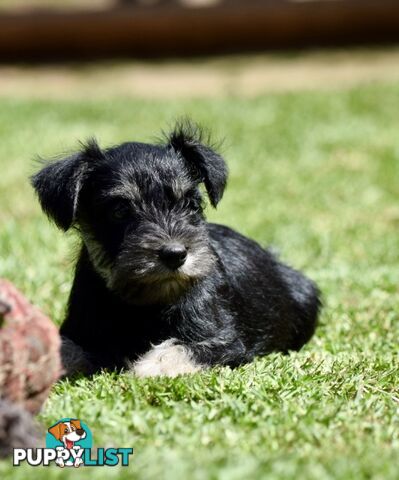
(0, 81), (398, 479)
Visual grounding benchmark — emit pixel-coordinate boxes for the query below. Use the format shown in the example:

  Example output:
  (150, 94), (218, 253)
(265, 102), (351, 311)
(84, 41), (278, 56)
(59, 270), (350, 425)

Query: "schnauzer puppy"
(32, 122), (321, 377)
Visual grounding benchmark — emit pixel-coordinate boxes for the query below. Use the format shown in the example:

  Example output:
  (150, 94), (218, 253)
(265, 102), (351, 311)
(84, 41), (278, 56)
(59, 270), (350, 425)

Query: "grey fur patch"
(171, 176), (192, 199)
(80, 226), (113, 283)
(107, 182), (141, 203)
(80, 218), (215, 304)
(108, 220), (216, 304)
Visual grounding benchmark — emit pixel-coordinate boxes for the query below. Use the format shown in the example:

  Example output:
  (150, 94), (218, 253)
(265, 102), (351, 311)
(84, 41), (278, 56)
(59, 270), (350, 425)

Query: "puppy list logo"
(13, 418), (133, 468)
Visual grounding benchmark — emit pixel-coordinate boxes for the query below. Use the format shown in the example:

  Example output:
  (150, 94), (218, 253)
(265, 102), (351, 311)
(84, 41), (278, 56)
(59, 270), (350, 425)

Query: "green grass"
(1, 81), (399, 479)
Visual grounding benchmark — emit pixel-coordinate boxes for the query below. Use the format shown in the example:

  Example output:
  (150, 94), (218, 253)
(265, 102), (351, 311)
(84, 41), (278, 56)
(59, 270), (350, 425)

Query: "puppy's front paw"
(131, 339), (202, 378)
(74, 457), (84, 468)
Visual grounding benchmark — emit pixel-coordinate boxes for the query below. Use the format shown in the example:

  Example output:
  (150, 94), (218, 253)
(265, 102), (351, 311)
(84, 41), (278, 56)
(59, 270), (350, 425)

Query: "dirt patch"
(1, 48), (399, 99)
(0, 0), (111, 11)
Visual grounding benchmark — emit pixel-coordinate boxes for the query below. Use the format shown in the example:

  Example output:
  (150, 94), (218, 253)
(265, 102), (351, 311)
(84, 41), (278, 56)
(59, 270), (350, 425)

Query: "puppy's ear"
(70, 419), (82, 430)
(48, 422), (62, 440)
(31, 140), (102, 231)
(167, 121), (228, 207)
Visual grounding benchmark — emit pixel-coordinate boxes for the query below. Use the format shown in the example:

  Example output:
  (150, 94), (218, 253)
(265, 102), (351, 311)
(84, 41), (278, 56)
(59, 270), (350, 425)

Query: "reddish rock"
(0, 279), (61, 414)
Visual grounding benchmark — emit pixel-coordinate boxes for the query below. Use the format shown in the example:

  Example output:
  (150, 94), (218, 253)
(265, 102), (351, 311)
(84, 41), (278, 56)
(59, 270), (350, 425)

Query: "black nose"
(76, 429), (84, 436)
(159, 243), (187, 270)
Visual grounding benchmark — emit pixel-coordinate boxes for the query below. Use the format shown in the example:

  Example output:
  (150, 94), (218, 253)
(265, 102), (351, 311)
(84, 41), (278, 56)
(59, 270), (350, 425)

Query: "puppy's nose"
(159, 243), (187, 270)
(76, 429), (84, 436)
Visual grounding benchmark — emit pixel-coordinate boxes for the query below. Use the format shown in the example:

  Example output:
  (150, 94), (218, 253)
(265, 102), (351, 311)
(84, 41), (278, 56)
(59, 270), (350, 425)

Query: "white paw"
(131, 339), (202, 378)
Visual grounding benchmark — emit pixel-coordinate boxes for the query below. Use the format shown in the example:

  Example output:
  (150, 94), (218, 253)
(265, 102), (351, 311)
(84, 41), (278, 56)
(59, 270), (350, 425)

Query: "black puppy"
(32, 122), (320, 377)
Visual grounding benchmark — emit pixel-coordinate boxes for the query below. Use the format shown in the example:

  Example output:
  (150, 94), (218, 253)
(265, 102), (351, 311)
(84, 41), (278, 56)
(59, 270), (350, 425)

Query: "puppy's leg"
(61, 337), (94, 377)
(130, 339), (203, 378)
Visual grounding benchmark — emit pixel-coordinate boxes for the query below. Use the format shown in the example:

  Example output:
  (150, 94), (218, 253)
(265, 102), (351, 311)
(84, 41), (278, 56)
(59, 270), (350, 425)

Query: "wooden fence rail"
(0, 0), (398, 60)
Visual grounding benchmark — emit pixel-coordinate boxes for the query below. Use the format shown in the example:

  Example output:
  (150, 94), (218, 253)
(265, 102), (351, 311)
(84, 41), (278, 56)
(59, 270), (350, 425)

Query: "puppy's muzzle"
(159, 242), (187, 270)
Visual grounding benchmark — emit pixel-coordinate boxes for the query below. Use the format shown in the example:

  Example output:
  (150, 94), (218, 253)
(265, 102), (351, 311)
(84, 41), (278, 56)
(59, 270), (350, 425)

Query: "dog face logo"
(47, 418), (88, 468)
(48, 419), (86, 449)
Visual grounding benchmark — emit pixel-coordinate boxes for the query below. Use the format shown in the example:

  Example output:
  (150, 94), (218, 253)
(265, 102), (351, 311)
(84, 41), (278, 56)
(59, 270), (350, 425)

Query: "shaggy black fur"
(32, 121), (321, 375)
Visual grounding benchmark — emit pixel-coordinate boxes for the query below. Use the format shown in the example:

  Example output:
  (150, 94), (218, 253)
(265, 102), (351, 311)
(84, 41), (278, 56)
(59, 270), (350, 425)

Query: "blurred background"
(0, 1), (398, 113)
(0, 1), (399, 98)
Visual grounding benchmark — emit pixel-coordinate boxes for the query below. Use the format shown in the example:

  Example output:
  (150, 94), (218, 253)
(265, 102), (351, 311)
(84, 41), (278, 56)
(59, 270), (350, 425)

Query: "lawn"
(0, 80), (398, 479)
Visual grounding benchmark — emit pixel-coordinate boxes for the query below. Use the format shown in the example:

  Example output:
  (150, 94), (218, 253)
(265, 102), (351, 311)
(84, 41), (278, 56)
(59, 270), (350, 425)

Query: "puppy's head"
(32, 121), (227, 304)
(48, 419), (85, 442)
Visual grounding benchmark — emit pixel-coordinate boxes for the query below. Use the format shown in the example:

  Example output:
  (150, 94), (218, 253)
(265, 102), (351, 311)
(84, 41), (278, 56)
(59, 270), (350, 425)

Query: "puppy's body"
(32, 122), (320, 377)
(62, 224), (318, 373)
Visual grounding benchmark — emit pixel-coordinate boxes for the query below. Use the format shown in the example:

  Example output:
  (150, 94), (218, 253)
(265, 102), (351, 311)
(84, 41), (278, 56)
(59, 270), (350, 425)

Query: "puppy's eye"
(111, 202), (130, 222)
(64, 428), (68, 434)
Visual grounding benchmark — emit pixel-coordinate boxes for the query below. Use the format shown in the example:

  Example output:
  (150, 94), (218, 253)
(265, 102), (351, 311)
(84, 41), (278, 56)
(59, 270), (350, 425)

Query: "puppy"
(32, 121), (321, 377)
